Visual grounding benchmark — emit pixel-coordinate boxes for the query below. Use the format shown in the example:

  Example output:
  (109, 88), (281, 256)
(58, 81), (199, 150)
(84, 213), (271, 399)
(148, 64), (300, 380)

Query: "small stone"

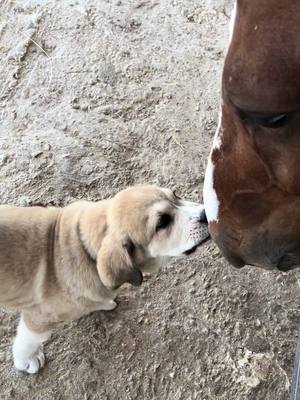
(71, 98), (80, 109)
(43, 143), (51, 151)
(203, 282), (210, 289)
(173, 277), (180, 286)
(80, 104), (89, 111)
(255, 319), (262, 328)
(187, 14), (195, 22)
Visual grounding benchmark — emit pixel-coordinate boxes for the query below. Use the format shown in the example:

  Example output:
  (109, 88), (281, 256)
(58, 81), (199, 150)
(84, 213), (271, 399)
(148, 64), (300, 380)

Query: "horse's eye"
(237, 108), (297, 129)
(263, 114), (290, 128)
(156, 214), (172, 231)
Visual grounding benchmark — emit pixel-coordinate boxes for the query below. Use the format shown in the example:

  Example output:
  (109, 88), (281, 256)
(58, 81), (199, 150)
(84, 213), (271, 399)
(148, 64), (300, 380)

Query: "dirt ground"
(0, 0), (300, 399)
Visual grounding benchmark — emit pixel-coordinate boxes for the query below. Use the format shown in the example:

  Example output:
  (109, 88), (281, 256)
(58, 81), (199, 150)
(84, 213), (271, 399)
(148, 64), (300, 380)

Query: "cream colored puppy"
(0, 185), (209, 374)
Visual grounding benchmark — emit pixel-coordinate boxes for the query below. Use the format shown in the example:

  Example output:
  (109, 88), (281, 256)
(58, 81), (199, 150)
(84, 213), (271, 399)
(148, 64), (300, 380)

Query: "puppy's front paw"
(101, 299), (117, 311)
(14, 347), (45, 374)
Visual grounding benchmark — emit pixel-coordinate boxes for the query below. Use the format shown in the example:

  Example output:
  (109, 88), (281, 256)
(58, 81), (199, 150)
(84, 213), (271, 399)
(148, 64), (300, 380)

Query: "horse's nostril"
(200, 209), (208, 224)
(276, 253), (297, 271)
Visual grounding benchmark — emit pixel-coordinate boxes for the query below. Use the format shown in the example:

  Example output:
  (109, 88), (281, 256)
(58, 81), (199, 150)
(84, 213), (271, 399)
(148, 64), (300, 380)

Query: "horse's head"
(203, 0), (300, 271)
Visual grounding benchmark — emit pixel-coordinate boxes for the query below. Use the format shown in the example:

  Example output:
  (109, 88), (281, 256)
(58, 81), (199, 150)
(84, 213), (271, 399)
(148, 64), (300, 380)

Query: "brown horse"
(203, 0), (300, 271)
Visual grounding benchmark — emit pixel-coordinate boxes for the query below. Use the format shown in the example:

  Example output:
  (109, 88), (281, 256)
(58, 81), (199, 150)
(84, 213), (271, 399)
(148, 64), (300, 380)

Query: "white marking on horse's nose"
(204, 2), (236, 223)
(203, 111), (222, 223)
(229, 1), (237, 45)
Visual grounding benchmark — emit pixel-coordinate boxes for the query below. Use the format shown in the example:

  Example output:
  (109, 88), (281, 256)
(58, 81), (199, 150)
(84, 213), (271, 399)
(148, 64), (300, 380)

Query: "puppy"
(0, 185), (209, 374)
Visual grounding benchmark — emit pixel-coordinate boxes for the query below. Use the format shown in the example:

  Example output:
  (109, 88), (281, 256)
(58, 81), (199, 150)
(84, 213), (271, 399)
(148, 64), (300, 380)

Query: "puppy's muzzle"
(185, 212), (210, 255)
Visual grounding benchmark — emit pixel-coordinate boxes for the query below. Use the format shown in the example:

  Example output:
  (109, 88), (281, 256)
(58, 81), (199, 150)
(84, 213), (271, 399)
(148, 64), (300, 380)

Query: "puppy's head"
(97, 185), (209, 290)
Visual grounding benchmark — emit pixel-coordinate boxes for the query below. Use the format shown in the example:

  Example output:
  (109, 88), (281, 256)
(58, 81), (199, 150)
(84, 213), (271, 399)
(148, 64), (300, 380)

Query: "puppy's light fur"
(0, 185), (208, 373)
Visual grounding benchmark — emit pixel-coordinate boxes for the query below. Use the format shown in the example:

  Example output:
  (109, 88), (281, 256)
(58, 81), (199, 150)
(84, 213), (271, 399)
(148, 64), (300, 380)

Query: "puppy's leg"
(93, 299), (117, 311)
(13, 314), (51, 374)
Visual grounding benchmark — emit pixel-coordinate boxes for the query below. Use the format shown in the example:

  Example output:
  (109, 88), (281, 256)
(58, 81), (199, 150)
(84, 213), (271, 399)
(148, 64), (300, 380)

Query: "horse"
(203, 0), (300, 271)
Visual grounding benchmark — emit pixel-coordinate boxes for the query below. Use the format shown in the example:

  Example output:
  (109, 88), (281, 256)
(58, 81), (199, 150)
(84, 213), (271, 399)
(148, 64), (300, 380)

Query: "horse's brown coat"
(205, 0), (300, 270)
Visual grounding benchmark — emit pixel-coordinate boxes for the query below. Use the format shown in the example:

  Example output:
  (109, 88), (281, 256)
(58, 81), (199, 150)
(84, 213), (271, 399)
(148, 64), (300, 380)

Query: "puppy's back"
(0, 205), (60, 309)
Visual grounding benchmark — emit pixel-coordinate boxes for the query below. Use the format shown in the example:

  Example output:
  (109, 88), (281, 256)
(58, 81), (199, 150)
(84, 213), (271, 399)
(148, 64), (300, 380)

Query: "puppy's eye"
(156, 214), (172, 231)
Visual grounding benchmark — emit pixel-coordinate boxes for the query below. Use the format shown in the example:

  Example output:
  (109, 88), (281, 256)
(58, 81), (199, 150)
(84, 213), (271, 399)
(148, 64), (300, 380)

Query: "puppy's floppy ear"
(97, 234), (143, 290)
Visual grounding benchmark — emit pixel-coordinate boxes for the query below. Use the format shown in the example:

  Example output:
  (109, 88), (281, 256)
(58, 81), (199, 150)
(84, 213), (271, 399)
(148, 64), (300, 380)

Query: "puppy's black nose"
(200, 209), (208, 224)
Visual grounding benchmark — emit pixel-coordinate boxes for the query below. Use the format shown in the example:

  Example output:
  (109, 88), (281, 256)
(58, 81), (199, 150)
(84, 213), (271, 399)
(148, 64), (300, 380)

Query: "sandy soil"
(0, 0), (300, 399)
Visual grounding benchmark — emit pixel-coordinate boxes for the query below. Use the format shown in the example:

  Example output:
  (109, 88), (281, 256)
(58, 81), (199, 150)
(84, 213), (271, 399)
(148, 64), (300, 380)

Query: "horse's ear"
(97, 234), (143, 290)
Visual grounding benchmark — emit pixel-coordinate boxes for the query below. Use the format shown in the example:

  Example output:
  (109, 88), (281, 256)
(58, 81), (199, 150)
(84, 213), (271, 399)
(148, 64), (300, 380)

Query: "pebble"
(203, 282), (211, 290)
(43, 143), (51, 151)
(255, 319), (262, 328)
